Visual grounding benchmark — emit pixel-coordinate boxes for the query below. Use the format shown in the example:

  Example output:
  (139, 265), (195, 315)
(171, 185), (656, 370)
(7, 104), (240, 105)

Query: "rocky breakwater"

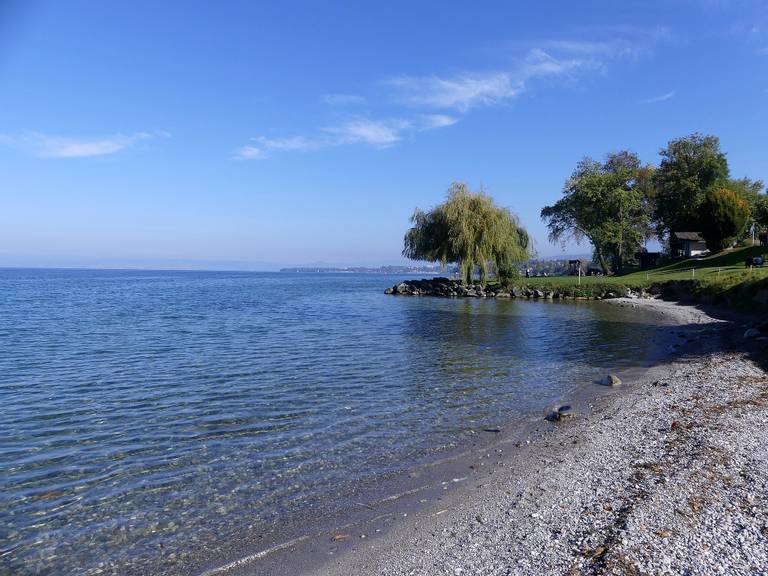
(384, 277), (650, 300)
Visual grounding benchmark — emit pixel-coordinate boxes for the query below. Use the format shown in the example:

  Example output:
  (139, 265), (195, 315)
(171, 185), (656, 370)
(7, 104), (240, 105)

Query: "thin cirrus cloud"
(387, 48), (601, 112)
(419, 114), (460, 130)
(236, 135), (319, 159)
(0, 130), (170, 158)
(238, 30), (668, 160)
(640, 90), (675, 104)
(322, 117), (411, 147)
(236, 48), (598, 160)
(388, 71), (522, 111)
(234, 117), (417, 159)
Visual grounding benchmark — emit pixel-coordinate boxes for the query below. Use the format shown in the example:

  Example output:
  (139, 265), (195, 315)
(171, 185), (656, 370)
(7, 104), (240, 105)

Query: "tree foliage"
(402, 182), (531, 284)
(651, 133), (730, 238)
(699, 187), (751, 251)
(754, 194), (768, 235)
(728, 177), (766, 238)
(540, 151), (653, 275)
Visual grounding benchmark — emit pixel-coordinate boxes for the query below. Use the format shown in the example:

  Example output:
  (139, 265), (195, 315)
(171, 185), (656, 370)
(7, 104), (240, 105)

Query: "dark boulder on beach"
(545, 405), (577, 422)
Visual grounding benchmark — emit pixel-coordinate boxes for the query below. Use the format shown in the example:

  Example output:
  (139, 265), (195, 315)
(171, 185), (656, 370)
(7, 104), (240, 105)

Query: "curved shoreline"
(188, 298), (765, 576)
(296, 299), (768, 576)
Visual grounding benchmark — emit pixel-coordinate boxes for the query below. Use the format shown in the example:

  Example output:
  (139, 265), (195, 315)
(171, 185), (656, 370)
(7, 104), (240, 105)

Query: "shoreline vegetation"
(386, 245), (768, 310)
(396, 133), (767, 301)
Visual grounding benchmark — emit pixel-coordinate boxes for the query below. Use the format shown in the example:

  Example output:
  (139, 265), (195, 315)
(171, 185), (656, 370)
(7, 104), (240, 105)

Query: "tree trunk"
(460, 261), (472, 285)
(596, 248), (610, 276)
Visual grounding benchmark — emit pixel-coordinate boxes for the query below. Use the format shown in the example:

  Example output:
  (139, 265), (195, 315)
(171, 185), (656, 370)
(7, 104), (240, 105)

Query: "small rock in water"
(545, 411), (560, 422)
(744, 328), (761, 339)
(600, 374), (622, 387)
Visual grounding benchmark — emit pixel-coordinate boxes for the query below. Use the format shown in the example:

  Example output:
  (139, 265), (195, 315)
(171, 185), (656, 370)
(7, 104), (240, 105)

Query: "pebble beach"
(302, 299), (768, 576)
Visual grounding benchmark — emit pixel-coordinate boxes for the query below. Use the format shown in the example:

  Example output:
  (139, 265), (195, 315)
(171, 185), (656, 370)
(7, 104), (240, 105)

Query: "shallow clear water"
(0, 269), (669, 575)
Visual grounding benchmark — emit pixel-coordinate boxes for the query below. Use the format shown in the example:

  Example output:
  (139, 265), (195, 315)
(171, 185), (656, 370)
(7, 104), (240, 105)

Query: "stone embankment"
(384, 277), (654, 300)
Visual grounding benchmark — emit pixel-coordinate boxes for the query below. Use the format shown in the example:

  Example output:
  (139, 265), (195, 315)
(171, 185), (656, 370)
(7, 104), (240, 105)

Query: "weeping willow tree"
(403, 182), (531, 284)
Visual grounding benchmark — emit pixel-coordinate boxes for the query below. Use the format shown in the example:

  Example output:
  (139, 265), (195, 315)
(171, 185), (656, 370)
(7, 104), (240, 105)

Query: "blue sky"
(1, 0), (766, 269)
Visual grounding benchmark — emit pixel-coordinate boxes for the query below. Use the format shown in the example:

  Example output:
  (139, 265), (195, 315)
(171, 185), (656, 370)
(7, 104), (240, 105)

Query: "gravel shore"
(306, 300), (768, 576)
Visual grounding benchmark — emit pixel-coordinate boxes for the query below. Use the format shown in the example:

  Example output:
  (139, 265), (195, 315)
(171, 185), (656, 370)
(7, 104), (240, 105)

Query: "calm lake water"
(0, 269), (671, 575)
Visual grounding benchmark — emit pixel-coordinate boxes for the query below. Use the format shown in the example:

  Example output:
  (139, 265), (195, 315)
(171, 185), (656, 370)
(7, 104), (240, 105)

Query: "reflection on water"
(0, 270), (670, 575)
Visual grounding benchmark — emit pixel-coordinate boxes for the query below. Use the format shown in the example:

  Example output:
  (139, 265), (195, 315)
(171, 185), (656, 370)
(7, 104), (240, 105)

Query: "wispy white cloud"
(257, 136), (315, 152)
(0, 130), (170, 158)
(641, 90), (676, 103)
(235, 135), (322, 159)
(419, 114), (460, 130)
(388, 48), (600, 112)
(322, 117), (410, 147)
(234, 145), (267, 160)
(385, 28), (668, 114)
(321, 93), (367, 106)
(236, 117), (417, 159)
(238, 28), (666, 159)
(388, 71), (521, 111)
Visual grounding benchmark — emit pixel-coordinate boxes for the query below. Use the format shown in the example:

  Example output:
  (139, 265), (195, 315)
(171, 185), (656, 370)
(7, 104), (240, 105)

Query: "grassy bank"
(518, 246), (768, 308)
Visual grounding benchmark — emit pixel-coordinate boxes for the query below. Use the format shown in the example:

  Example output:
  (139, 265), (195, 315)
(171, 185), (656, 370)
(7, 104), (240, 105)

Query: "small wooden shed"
(672, 232), (707, 258)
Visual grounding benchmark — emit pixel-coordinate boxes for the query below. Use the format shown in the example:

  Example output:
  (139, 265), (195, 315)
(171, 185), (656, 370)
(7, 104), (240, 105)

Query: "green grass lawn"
(517, 245), (768, 307)
(620, 245), (768, 282)
(522, 245), (768, 286)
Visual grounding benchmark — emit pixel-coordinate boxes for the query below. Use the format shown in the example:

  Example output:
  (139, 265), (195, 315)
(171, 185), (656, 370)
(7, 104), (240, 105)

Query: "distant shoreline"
(279, 266), (456, 274)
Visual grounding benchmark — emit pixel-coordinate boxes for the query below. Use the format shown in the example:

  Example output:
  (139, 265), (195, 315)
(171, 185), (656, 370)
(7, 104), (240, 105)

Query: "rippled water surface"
(0, 269), (670, 575)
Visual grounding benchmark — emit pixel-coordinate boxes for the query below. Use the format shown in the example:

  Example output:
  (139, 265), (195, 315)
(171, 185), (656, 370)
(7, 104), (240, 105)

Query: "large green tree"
(754, 194), (768, 237)
(541, 151), (653, 275)
(699, 187), (751, 251)
(651, 133), (730, 238)
(403, 182), (531, 284)
(728, 177), (766, 240)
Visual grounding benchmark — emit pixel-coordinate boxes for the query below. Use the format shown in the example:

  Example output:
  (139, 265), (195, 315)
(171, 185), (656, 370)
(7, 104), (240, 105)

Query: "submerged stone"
(601, 374), (622, 387)
(744, 328), (761, 339)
